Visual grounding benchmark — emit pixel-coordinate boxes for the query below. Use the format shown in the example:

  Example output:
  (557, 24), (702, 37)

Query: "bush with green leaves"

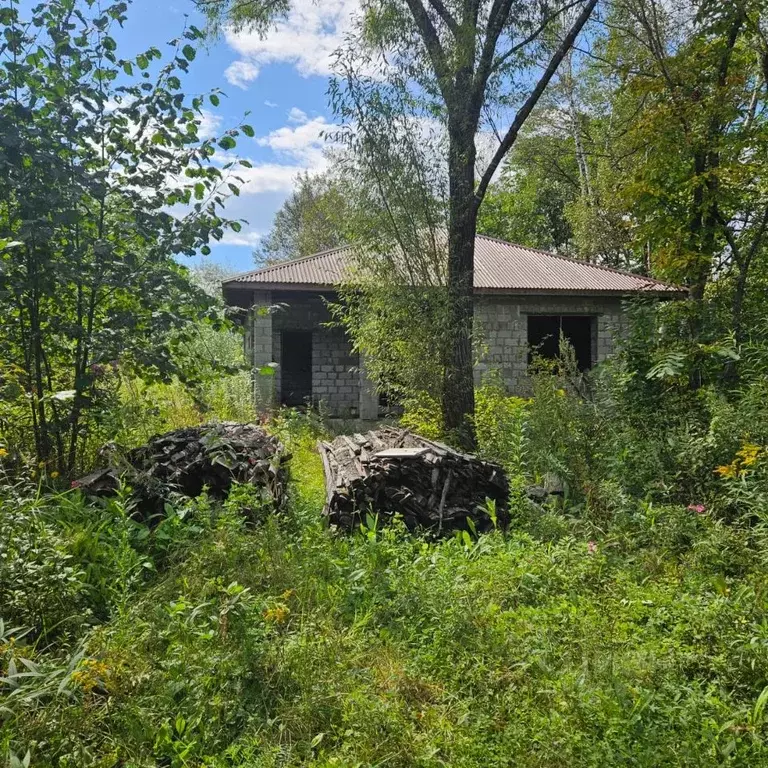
(0, 0), (252, 477)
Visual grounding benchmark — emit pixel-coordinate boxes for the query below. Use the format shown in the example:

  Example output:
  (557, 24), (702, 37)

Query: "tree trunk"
(443, 120), (477, 450)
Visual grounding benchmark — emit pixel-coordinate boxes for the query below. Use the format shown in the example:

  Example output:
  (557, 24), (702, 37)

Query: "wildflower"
(687, 503), (706, 515)
(587, 540), (597, 555)
(50, 471), (59, 479)
(715, 464), (737, 479)
(263, 604), (290, 624)
(0, 448), (7, 457)
(736, 443), (763, 467)
(70, 479), (81, 489)
(71, 658), (110, 694)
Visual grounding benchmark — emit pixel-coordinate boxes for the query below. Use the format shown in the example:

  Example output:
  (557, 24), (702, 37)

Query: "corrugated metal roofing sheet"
(223, 235), (684, 295)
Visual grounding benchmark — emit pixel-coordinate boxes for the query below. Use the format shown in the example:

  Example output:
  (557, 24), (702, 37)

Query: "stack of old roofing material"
(75, 422), (288, 523)
(318, 427), (509, 534)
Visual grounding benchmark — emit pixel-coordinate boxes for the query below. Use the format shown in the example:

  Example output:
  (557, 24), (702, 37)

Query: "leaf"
(310, 732), (325, 749)
(209, 93), (220, 107)
(753, 685), (768, 725)
(182, 44), (196, 61)
(136, 53), (148, 70)
(241, 124), (254, 137)
(217, 136), (236, 151)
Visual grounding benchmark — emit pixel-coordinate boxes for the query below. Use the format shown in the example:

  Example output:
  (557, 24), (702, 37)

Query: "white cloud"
(217, 230), (264, 247)
(256, 116), (333, 167)
(235, 162), (309, 195)
(197, 109), (223, 139)
(202, 112), (338, 253)
(225, 0), (359, 82)
(288, 107), (309, 124)
(264, 100), (278, 108)
(225, 59), (260, 89)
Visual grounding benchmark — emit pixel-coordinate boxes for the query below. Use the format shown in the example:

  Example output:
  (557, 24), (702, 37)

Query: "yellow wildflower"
(0, 448), (7, 457)
(736, 443), (763, 467)
(71, 659), (110, 694)
(263, 604), (290, 624)
(50, 471), (59, 479)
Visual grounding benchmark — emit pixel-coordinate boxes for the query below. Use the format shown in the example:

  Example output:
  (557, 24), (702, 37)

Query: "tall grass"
(4, 411), (768, 766)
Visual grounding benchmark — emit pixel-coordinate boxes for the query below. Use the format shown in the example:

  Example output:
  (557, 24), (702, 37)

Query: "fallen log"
(318, 427), (509, 534)
(75, 422), (289, 522)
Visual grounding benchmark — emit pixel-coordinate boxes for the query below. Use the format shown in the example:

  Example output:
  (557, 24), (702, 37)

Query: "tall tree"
(332, 0), (599, 447)
(0, 0), (251, 474)
(477, 130), (580, 254)
(199, 0), (598, 446)
(604, 0), (768, 333)
(255, 171), (351, 264)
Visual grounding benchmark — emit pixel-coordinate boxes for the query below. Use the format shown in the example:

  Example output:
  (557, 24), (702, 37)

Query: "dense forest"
(3, 0), (768, 765)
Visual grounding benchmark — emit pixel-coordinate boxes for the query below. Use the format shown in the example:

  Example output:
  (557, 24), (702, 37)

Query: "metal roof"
(222, 235), (684, 296)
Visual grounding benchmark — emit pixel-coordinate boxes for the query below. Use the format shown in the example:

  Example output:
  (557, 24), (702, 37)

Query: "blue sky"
(113, 0), (359, 273)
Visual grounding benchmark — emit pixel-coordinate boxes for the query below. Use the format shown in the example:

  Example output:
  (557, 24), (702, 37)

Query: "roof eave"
(223, 281), (338, 292)
(223, 281), (686, 298)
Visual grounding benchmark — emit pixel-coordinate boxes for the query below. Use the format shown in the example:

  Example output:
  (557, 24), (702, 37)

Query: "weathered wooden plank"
(318, 427), (509, 535)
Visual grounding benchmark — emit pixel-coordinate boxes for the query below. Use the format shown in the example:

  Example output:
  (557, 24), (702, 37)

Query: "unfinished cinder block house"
(222, 235), (683, 419)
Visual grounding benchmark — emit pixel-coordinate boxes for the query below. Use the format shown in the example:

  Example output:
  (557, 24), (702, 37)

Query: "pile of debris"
(318, 427), (509, 534)
(75, 422), (288, 521)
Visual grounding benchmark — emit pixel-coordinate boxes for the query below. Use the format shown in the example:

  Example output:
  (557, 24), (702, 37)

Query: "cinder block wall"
(312, 327), (359, 416)
(474, 294), (625, 393)
(263, 292), (361, 417)
(246, 290), (626, 415)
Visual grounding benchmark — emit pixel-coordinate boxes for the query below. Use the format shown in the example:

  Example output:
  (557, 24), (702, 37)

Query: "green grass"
(4, 419), (768, 767)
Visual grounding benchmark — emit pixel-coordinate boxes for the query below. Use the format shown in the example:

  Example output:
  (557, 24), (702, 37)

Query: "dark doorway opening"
(281, 331), (312, 406)
(527, 315), (594, 371)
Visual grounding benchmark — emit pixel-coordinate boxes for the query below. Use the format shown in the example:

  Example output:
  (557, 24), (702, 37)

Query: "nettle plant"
(0, 0), (253, 475)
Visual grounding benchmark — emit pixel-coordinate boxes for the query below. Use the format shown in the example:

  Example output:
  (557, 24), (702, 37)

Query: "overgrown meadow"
(4, 314), (768, 766)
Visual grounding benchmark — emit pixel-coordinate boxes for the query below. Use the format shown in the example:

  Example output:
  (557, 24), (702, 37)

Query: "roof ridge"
(222, 244), (353, 285)
(474, 233), (679, 290)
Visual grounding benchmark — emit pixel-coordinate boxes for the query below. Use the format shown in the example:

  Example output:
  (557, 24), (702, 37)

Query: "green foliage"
(332, 283), (451, 407)
(4, 330), (768, 764)
(6, 474), (768, 766)
(6, 2), (768, 765)
(255, 171), (352, 264)
(0, 0), (251, 476)
(478, 133), (578, 253)
(474, 376), (528, 471)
